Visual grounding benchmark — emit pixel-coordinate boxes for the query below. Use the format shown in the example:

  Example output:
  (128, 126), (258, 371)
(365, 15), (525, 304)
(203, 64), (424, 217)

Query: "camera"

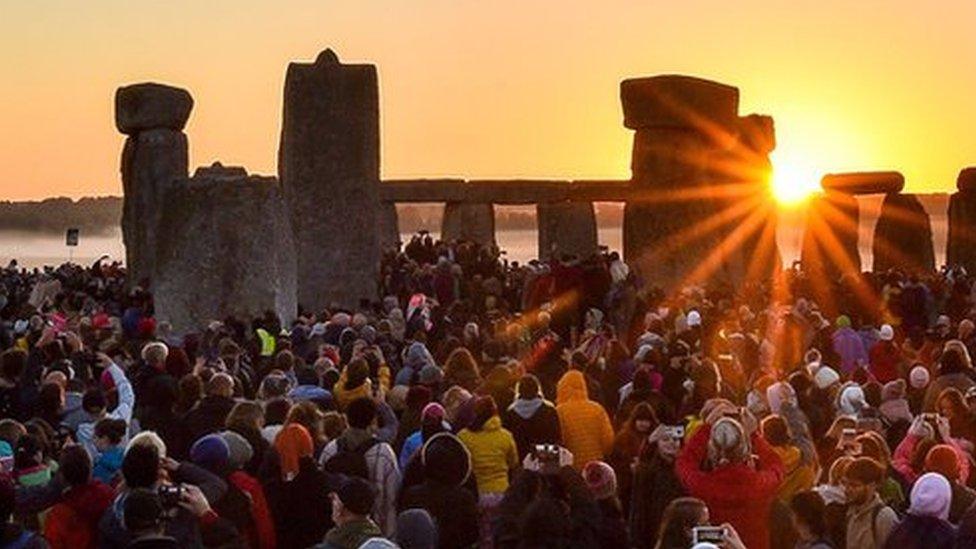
(157, 484), (184, 509)
(666, 425), (685, 439)
(692, 526), (727, 544)
(533, 444), (560, 473)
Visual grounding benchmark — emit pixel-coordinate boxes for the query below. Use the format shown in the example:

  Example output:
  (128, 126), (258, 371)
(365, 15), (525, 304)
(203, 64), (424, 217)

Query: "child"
(92, 418), (126, 485)
(13, 434), (50, 487)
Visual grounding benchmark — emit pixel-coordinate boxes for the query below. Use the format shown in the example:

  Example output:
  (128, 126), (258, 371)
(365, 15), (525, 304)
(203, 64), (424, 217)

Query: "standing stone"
(872, 193), (935, 273)
(947, 190), (976, 272)
(153, 171), (297, 334)
(537, 202), (598, 260)
(377, 202), (401, 252)
(800, 192), (861, 280)
(279, 49), (380, 310)
(821, 172), (904, 195)
(958, 167), (976, 193)
(117, 83), (192, 289)
(441, 202), (496, 245)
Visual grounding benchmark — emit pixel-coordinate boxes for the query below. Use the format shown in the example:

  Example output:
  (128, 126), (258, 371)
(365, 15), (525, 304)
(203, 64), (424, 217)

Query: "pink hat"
(582, 461), (617, 500)
(910, 366), (931, 389)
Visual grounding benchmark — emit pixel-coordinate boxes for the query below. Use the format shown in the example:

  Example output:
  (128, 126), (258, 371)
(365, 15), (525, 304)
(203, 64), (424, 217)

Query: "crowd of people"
(1, 237), (976, 549)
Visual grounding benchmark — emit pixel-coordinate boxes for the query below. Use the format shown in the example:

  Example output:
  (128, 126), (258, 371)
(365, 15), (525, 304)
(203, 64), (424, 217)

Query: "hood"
(557, 370), (588, 404)
(909, 472), (952, 520)
(480, 416), (502, 431)
(324, 518), (382, 548)
(813, 484), (846, 505)
(773, 445), (802, 472)
(510, 397), (545, 419)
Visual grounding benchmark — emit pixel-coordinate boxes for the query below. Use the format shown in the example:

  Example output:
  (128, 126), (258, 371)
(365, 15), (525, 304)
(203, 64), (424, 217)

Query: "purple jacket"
(832, 327), (869, 374)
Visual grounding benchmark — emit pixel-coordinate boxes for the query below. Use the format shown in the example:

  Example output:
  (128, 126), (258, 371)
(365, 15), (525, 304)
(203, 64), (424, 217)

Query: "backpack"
(323, 436), (379, 481)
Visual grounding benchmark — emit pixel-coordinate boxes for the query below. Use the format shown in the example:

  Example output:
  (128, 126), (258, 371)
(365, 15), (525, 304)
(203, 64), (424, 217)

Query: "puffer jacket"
(457, 416), (518, 494)
(555, 371), (614, 470)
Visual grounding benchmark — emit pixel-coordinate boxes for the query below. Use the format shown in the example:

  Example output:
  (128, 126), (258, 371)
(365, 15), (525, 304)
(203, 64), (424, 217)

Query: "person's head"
(827, 455), (854, 486)
(220, 431), (254, 471)
(122, 442), (161, 489)
(274, 423), (313, 481)
(519, 497), (571, 547)
(285, 401), (325, 441)
(396, 508), (438, 549)
(94, 417), (127, 452)
(123, 488), (165, 537)
(141, 342), (168, 367)
(0, 419), (25, 449)
(0, 348), (27, 382)
(82, 388), (107, 417)
(126, 431), (167, 461)
(628, 402), (657, 435)
(264, 397), (291, 426)
(190, 434), (231, 475)
(346, 397), (378, 430)
(470, 395), (498, 431)
(322, 411), (348, 442)
(13, 434), (43, 470)
(59, 444), (93, 487)
(516, 374), (541, 400)
(937, 387), (968, 420)
(330, 478), (375, 525)
(707, 418), (749, 467)
(789, 491), (827, 541)
(908, 472), (952, 521)
(924, 444), (960, 482)
(843, 457), (884, 505)
(207, 373), (235, 398)
(226, 400), (265, 432)
(656, 497), (709, 549)
(760, 414), (790, 447)
(582, 461), (618, 502)
(38, 381), (64, 416)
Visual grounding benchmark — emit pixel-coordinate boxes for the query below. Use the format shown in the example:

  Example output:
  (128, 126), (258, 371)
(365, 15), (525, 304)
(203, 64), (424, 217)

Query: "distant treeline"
(0, 196), (122, 235)
(397, 203), (625, 233)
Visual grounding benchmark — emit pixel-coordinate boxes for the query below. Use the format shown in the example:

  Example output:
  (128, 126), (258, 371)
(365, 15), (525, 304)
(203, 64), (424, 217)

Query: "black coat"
(264, 457), (338, 549)
(181, 396), (236, 449)
(883, 515), (955, 549)
(502, 400), (561, 460)
(400, 480), (479, 549)
(628, 457), (684, 549)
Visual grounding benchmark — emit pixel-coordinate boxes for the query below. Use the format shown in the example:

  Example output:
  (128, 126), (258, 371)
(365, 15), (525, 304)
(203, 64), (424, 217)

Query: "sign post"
(65, 228), (79, 264)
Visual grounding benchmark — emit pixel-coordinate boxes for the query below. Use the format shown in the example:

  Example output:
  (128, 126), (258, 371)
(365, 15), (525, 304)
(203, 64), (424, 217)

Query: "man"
(182, 374), (237, 450)
(320, 397), (401, 537)
(842, 457), (898, 549)
(131, 342), (177, 433)
(315, 478), (384, 549)
(76, 354), (135, 459)
(123, 485), (219, 549)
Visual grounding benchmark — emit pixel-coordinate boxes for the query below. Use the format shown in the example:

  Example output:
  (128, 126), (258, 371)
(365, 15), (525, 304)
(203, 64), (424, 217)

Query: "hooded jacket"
(675, 424), (785, 549)
(555, 371), (614, 470)
(457, 416), (518, 494)
(43, 480), (114, 549)
(502, 397), (561, 459)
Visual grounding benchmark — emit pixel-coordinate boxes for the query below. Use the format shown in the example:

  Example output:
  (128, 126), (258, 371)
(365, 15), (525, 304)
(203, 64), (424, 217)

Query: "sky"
(0, 0), (974, 200)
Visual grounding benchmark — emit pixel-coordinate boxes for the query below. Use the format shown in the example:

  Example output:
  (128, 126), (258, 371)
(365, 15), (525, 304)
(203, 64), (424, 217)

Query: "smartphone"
(692, 526), (727, 544)
(667, 425), (685, 439)
(533, 444), (560, 474)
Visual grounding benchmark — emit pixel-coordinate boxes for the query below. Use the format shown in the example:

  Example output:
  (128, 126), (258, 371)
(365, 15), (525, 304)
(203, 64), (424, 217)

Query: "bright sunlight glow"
(770, 152), (821, 206)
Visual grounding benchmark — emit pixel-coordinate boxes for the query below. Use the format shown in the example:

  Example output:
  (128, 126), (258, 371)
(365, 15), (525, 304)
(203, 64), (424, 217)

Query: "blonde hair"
(141, 341), (169, 364)
(127, 431), (167, 459)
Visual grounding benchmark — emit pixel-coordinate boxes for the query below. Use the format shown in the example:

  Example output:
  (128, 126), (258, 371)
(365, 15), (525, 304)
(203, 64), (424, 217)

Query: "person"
(870, 325), (903, 384)
(394, 509), (438, 549)
(789, 490), (834, 549)
(320, 397), (401, 537)
(882, 472), (956, 549)
(120, 488), (176, 549)
(316, 478), (384, 549)
(43, 445), (114, 549)
(842, 457), (898, 549)
(761, 414), (815, 502)
(179, 374), (237, 457)
(0, 472), (46, 548)
(924, 443), (976, 523)
(457, 396), (518, 548)
(555, 370), (614, 471)
(502, 374), (561, 460)
(398, 402), (449, 470)
(75, 354), (135, 459)
(653, 497), (745, 549)
(675, 410), (784, 549)
(630, 425), (686, 549)
(582, 461), (628, 548)
(91, 418), (127, 485)
(266, 423), (335, 549)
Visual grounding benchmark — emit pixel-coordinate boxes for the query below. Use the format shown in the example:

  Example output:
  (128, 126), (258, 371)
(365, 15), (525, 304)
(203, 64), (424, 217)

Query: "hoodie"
(457, 416), (518, 494)
(44, 480), (114, 549)
(555, 371), (614, 470)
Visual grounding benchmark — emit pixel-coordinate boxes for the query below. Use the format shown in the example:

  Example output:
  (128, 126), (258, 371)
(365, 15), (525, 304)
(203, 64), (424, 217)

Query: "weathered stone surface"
(800, 192), (861, 279)
(377, 202), (401, 252)
(947, 190), (976, 272)
(620, 75), (739, 131)
(821, 172), (904, 195)
(537, 202), (598, 260)
(120, 129), (188, 287)
(116, 83), (193, 135)
(958, 167), (976, 192)
(872, 193), (935, 273)
(441, 202), (495, 245)
(153, 175), (297, 334)
(630, 128), (714, 187)
(193, 162), (248, 180)
(737, 114), (775, 154)
(279, 49), (380, 310)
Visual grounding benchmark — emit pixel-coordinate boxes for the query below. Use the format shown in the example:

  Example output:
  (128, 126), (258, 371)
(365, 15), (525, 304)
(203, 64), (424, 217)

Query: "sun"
(770, 153), (821, 206)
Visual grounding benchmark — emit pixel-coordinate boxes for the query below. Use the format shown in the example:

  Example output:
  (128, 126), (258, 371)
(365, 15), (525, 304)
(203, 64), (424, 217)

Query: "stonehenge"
(441, 202), (496, 246)
(537, 202), (598, 260)
(279, 49), (381, 310)
(800, 191), (861, 280)
(948, 167), (976, 273)
(873, 193), (935, 274)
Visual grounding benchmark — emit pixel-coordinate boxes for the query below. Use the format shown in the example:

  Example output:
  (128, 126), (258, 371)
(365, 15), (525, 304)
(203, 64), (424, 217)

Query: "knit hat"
(908, 472), (952, 521)
(924, 445), (960, 481)
(835, 315), (852, 329)
(582, 461), (618, 500)
(881, 379), (907, 401)
(814, 366), (840, 390)
(419, 365), (444, 386)
(274, 424), (313, 480)
(220, 431), (254, 471)
(838, 384), (867, 415)
(686, 310), (702, 327)
(910, 366), (931, 389)
(766, 382), (795, 415)
(879, 324), (895, 342)
(396, 508), (438, 549)
(421, 402), (446, 423)
(190, 434), (230, 471)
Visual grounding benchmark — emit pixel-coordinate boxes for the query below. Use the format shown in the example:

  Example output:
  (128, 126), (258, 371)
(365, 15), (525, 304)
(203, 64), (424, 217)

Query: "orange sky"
(0, 1), (974, 200)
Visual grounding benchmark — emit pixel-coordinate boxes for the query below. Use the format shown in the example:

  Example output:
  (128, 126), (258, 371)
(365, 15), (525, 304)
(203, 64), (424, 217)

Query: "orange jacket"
(555, 371), (614, 470)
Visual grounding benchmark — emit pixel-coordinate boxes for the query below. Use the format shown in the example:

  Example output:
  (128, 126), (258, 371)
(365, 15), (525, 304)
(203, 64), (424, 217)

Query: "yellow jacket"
(556, 371), (614, 470)
(458, 415), (518, 494)
(334, 365), (391, 410)
(773, 445), (815, 501)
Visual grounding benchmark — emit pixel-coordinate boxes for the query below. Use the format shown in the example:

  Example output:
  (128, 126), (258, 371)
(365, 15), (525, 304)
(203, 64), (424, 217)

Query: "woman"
(630, 425), (686, 549)
(502, 374), (561, 460)
(893, 414), (969, 485)
(882, 472), (955, 549)
(582, 461), (628, 548)
(654, 497), (709, 549)
(936, 387), (976, 449)
(609, 402), (657, 514)
(923, 342), (976, 411)
(789, 491), (834, 549)
(225, 400), (269, 476)
(457, 396), (518, 548)
(442, 347), (482, 393)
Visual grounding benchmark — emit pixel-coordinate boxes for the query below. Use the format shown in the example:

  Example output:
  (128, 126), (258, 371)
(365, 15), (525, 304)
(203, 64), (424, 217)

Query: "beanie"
(386, 385), (409, 412)
(336, 477), (375, 516)
(814, 367), (840, 390)
(189, 434), (230, 471)
(881, 379), (906, 402)
(908, 472), (952, 521)
(419, 365), (444, 386)
(421, 402), (446, 423)
(910, 366), (931, 389)
(838, 385), (866, 415)
(879, 324), (895, 341)
(835, 315), (851, 329)
(582, 461), (618, 500)
(924, 444), (960, 481)
(220, 431), (254, 471)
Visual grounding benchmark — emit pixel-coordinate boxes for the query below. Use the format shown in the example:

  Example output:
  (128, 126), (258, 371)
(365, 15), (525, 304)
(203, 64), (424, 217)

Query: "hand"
(936, 415), (952, 441)
(722, 523), (747, 549)
(160, 457), (180, 472)
(95, 352), (114, 370)
(63, 331), (83, 353)
(193, 356), (207, 376)
(648, 424), (668, 445)
(557, 446), (574, 469)
(178, 484), (212, 517)
(908, 415), (930, 438)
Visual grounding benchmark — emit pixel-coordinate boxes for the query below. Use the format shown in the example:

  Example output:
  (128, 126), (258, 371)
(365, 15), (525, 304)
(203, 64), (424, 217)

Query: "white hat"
(910, 366), (931, 389)
(838, 384), (867, 415)
(814, 366), (840, 390)
(687, 310), (702, 327)
(879, 324), (895, 341)
(13, 319), (28, 335)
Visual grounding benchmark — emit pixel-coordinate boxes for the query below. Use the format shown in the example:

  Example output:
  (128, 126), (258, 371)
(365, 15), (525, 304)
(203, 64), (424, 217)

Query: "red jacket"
(43, 481), (114, 549)
(676, 425), (784, 549)
(869, 341), (902, 384)
(228, 470), (277, 549)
